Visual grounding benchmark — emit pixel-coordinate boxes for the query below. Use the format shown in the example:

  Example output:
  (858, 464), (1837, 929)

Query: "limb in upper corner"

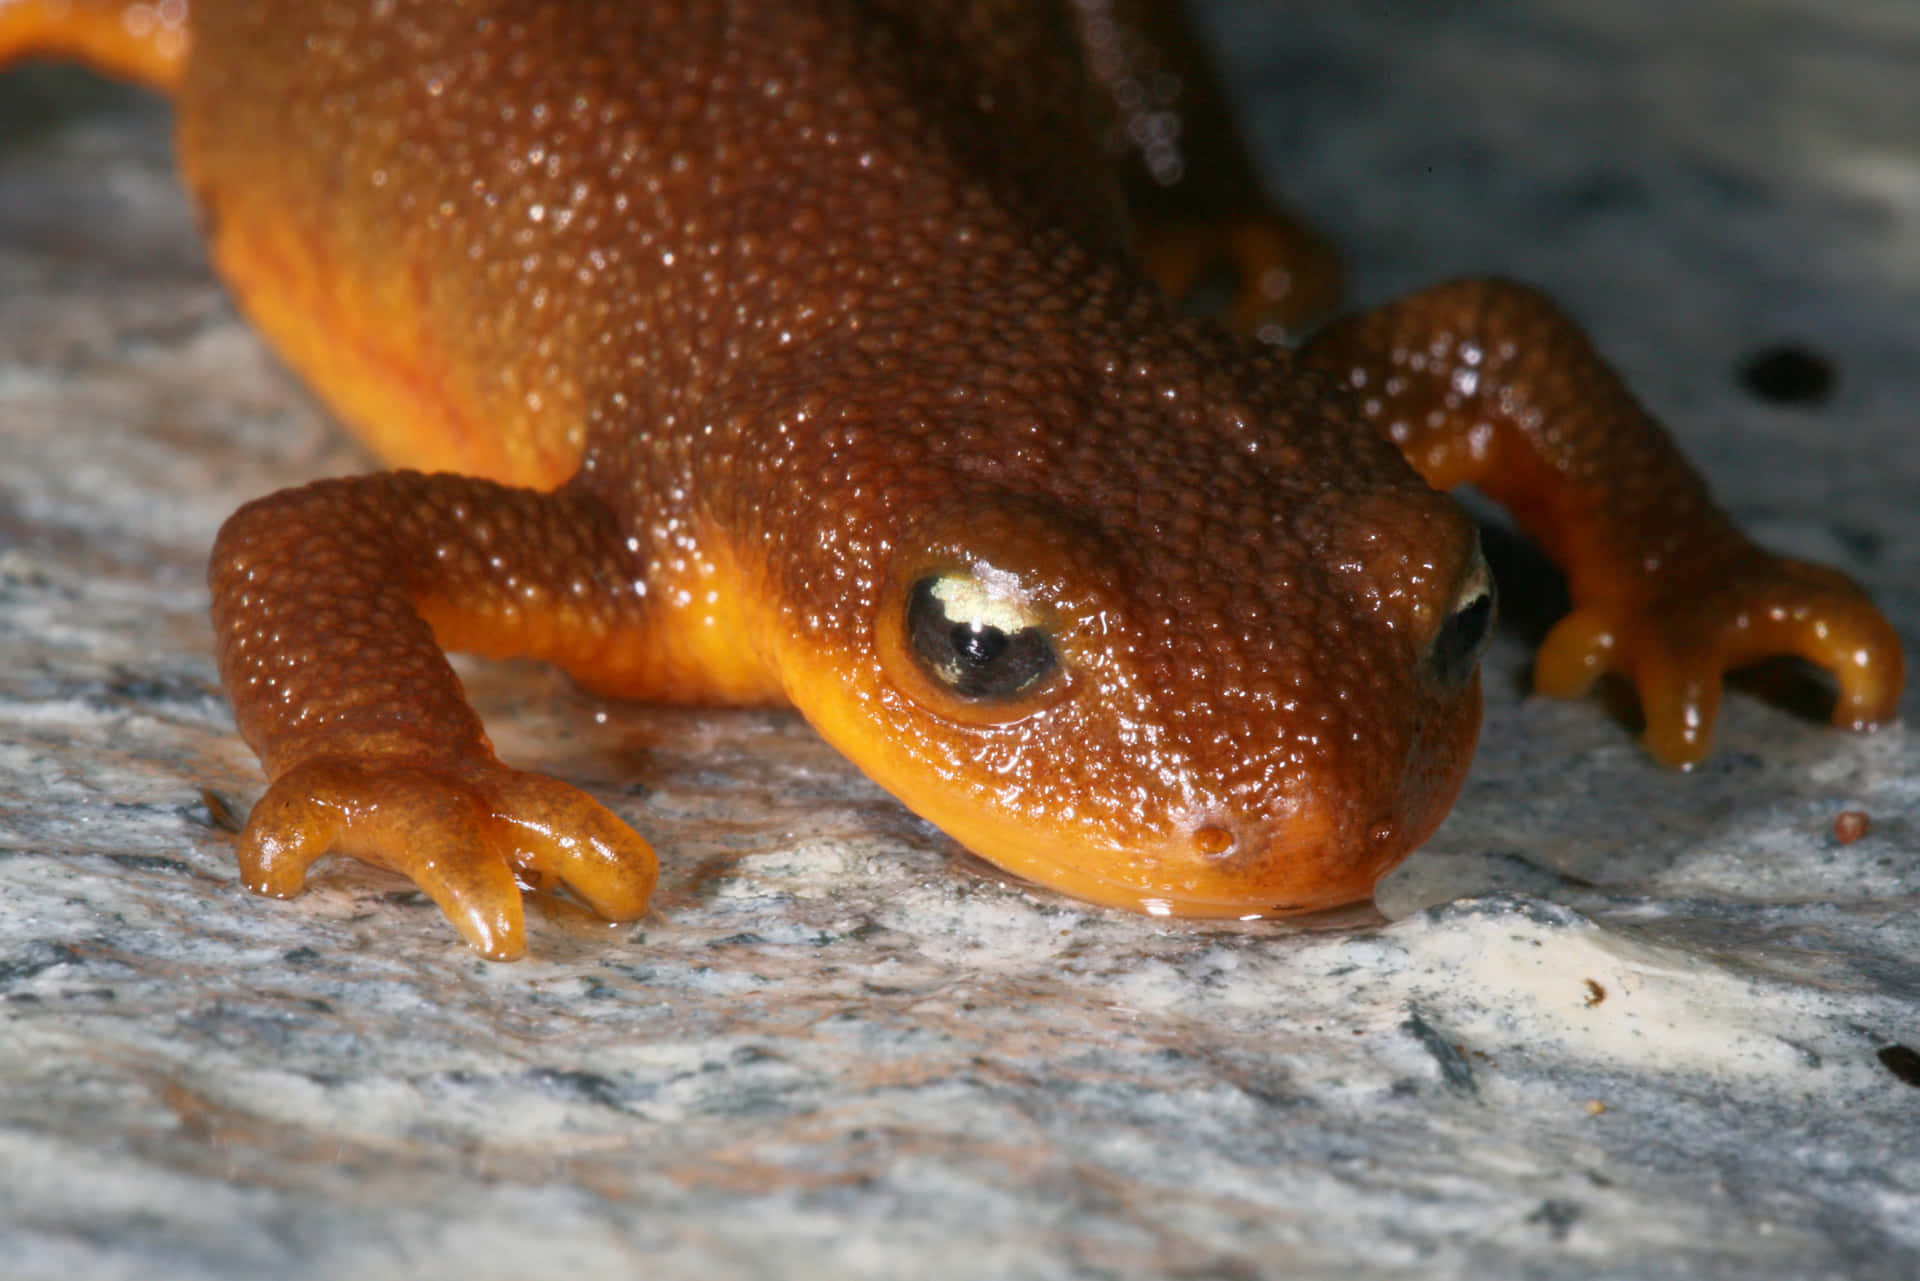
(1075, 0), (1344, 338)
(0, 0), (189, 89)
(1302, 277), (1904, 764)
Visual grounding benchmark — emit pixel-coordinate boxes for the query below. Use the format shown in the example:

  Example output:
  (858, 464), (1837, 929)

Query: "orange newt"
(1, 0), (1904, 959)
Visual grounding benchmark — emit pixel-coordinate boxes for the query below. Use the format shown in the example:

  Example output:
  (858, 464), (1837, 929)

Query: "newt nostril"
(1189, 824), (1235, 858)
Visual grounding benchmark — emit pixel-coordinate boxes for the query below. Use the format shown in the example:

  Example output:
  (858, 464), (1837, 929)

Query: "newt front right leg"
(210, 472), (659, 959)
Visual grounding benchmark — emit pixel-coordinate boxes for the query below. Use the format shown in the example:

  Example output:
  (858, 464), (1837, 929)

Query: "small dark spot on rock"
(282, 947), (322, 966)
(1828, 522), (1884, 564)
(1877, 1044), (1920, 1087)
(604, 960), (655, 983)
(1400, 1009), (1477, 1097)
(0, 942), (83, 985)
(104, 668), (224, 709)
(1832, 810), (1871, 845)
(708, 931), (769, 947)
(1738, 342), (1837, 406)
(1702, 748), (1767, 778)
(731, 1044), (780, 1065)
(1527, 1198), (1582, 1241)
(106, 853), (192, 876)
(527, 1067), (628, 1109)
(1240, 1084), (1298, 1110)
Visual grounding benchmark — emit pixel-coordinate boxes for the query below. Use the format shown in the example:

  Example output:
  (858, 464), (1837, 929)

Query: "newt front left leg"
(1076, 0), (1344, 338)
(1304, 278), (1905, 764)
(211, 471), (660, 958)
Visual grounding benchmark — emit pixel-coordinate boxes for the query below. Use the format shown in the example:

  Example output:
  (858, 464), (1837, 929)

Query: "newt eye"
(1426, 546), (1497, 689)
(906, 573), (1058, 700)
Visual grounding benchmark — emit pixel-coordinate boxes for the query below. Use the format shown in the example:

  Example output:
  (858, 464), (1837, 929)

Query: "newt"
(1, 0), (1904, 959)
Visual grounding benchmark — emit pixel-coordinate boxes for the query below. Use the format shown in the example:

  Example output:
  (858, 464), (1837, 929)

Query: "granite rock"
(2, 2), (1917, 1278)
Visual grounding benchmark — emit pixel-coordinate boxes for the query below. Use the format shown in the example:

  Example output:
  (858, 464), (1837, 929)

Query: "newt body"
(2, 0), (1903, 957)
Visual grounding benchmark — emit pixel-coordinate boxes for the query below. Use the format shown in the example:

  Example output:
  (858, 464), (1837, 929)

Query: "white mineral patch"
(1387, 908), (1858, 1083)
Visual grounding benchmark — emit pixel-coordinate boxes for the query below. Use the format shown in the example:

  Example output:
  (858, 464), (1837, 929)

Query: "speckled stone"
(2, 2), (1917, 1279)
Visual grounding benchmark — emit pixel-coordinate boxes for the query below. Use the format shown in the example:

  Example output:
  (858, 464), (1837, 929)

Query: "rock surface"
(2, 2), (1916, 1278)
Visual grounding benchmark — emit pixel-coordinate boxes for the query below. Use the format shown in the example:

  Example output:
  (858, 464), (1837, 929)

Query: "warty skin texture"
(0, 0), (1901, 955)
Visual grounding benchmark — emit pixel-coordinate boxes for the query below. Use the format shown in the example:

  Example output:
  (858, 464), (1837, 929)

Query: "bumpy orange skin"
(5, 0), (1902, 956)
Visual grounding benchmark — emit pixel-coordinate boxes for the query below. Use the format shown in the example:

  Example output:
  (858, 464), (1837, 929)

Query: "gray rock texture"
(2, 2), (1916, 1278)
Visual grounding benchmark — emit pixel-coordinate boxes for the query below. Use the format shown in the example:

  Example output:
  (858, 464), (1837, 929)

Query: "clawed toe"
(1531, 550), (1904, 766)
(237, 756), (657, 959)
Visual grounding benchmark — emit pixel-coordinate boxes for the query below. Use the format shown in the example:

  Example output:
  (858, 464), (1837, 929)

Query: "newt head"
(753, 360), (1495, 918)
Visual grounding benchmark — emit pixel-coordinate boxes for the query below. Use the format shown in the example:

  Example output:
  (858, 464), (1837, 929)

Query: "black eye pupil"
(906, 577), (1058, 701)
(951, 622), (1007, 668)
